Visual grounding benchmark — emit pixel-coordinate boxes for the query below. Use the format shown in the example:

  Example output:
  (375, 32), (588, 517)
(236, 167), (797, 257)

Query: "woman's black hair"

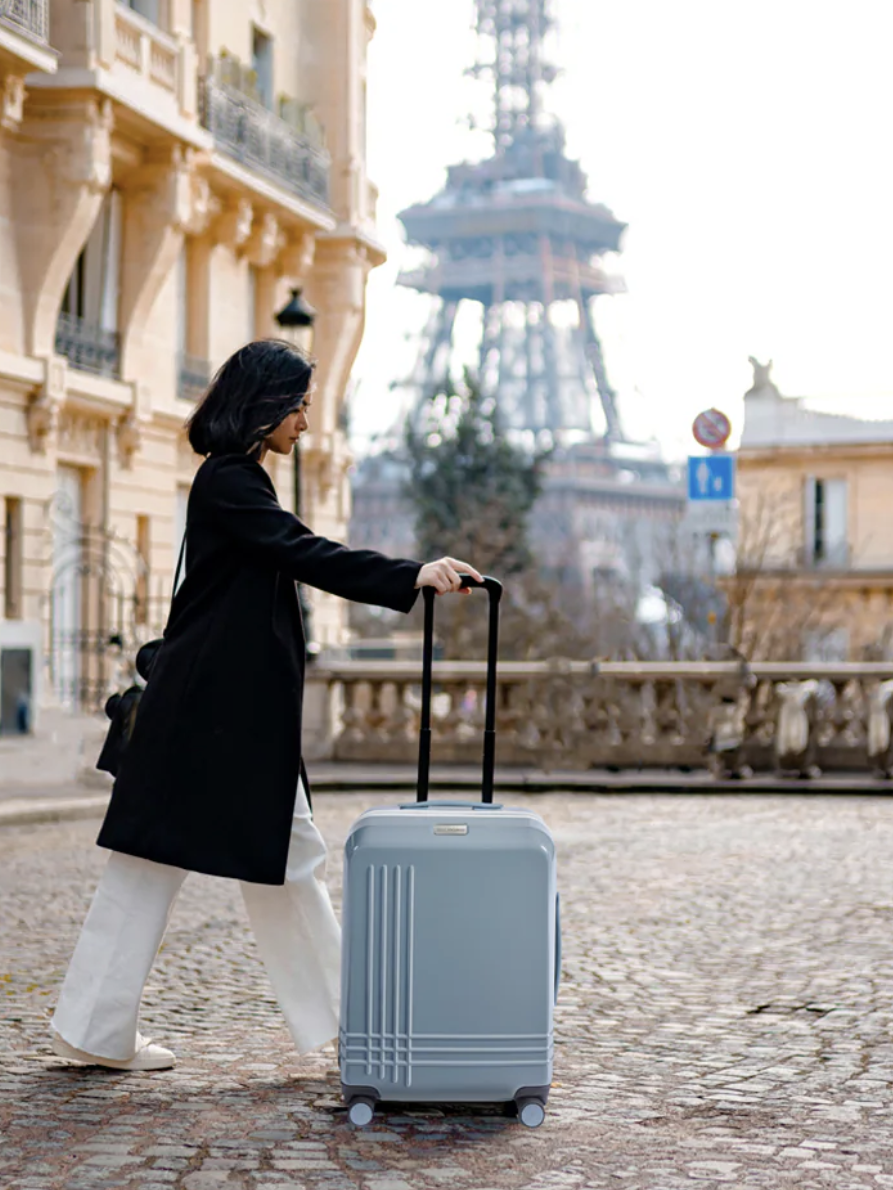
(186, 339), (315, 458)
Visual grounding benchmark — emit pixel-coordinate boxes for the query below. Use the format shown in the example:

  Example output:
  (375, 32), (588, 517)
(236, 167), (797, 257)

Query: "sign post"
(688, 409), (736, 646)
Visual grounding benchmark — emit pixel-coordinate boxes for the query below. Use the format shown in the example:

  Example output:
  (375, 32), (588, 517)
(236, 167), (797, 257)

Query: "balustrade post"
(94, 0), (116, 70)
(167, 0), (198, 120)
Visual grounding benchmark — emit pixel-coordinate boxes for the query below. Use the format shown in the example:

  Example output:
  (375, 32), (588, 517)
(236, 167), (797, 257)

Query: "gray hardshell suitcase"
(339, 577), (559, 1128)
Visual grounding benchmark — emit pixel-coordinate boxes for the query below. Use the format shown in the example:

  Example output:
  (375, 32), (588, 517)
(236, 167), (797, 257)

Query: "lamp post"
(275, 287), (318, 659)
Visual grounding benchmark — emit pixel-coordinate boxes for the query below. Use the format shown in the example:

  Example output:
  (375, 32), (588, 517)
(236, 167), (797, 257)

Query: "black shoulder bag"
(96, 533), (187, 778)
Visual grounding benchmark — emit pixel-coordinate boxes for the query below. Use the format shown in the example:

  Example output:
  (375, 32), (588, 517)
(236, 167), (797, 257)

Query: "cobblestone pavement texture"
(2, 792), (893, 1190)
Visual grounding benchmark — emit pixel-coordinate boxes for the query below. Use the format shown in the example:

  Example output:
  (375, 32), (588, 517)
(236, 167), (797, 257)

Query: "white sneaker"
(50, 1029), (176, 1071)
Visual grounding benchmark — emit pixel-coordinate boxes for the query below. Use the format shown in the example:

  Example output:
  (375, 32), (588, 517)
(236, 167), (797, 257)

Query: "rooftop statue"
(745, 356), (782, 400)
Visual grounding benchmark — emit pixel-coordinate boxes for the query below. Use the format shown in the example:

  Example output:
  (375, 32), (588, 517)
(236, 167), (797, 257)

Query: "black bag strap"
(171, 530), (187, 609)
(418, 575), (503, 805)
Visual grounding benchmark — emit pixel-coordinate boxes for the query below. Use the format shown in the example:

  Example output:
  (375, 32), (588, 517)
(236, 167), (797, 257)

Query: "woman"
(50, 339), (482, 1072)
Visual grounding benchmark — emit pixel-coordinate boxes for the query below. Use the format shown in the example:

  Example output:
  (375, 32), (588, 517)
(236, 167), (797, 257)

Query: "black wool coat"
(96, 453), (422, 885)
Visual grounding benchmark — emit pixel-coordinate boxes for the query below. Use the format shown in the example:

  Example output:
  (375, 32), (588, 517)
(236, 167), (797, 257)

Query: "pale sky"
(350, 0), (893, 461)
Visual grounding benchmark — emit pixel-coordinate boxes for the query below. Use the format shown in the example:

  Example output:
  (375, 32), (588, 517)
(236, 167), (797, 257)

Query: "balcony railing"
(55, 313), (121, 379)
(177, 352), (211, 401)
(200, 73), (330, 208)
(0, 0), (49, 43)
(114, 5), (178, 92)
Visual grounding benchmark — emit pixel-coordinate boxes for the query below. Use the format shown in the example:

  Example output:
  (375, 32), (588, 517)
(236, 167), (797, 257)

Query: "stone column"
(117, 148), (211, 452)
(302, 236), (371, 646)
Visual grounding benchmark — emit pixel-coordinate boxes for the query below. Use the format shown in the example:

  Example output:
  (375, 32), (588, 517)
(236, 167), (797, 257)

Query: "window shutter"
(803, 476), (817, 565)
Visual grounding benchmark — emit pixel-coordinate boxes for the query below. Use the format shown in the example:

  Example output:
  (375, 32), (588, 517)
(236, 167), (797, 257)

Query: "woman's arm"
(200, 455), (422, 612)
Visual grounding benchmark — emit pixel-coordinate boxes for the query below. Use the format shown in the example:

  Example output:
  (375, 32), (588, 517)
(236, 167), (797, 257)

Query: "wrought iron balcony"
(55, 313), (121, 379)
(200, 73), (330, 208)
(178, 352), (211, 401)
(0, 0), (49, 43)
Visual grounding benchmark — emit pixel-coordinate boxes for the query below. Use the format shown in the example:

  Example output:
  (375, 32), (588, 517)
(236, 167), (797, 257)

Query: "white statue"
(745, 356), (781, 400)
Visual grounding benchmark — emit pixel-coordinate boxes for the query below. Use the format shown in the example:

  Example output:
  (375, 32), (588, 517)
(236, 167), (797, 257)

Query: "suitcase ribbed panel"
(350, 863), (415, 1087)
(341, 860), (554, 1093)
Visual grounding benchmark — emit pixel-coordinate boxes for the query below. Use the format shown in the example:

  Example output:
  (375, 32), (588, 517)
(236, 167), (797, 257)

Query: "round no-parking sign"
(692, 408), (732, 450)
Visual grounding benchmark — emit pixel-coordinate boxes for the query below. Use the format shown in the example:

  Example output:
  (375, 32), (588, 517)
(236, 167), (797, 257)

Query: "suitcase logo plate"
(434, 824), (468, 835)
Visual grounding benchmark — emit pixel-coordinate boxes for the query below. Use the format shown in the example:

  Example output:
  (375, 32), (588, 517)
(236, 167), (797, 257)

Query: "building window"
(252, 27), (274, 109)
(56, 189), (123, 378)
(805, 477), (848, 567)
(3, 497), (23, 620)
(122, 0), (162, 26)
(135, 515), (150, 625)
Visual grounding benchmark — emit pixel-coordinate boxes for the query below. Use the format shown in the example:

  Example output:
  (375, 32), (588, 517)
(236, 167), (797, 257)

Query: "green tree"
(403, 370), (546, 658)
(405, 370), (543, 576)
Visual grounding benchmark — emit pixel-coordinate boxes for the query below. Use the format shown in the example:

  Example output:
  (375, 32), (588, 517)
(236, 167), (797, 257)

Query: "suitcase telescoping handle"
(418, 574), (503, 805)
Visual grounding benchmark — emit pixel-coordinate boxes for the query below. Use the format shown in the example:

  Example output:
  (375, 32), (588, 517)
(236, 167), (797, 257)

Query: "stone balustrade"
(114, 6), (180, 98)
(309, 660), (893, 776)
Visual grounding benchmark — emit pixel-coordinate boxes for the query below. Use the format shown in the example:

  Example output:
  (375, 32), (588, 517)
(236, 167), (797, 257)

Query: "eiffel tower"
(397, 0), (626, 443)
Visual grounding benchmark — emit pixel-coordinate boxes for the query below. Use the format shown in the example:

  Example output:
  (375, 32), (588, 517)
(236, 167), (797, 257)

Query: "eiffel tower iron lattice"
(397, 0), (627, 444)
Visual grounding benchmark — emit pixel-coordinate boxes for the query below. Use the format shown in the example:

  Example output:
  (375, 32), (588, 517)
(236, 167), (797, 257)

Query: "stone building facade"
(734, 361), (893, 660)
(0, 0), (383, 722)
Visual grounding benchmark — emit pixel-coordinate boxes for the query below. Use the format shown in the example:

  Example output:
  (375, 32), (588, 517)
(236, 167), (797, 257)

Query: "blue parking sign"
(687, 454), (735, 501)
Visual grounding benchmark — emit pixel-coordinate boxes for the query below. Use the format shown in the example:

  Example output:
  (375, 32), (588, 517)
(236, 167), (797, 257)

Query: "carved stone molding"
(279, 232), (317, 280)
(26, 393), (61, 453)
(2, 75), (25, 132)
(125, 145), (202, 233)
(213, 197), (253, 252)
(56, 408), (107, 459)
(116, 411), (142, 468)
(244, 211), (284, 268)
(182, 169), (217, 237)
(52, 99), (114, 193)
(25, 356), (66, 453)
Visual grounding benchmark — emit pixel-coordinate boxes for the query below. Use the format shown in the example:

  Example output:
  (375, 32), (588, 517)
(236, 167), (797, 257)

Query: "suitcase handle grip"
(418, 576), (503, 805)
(455, 574), (503, 597)
(399, 800), (504, 810)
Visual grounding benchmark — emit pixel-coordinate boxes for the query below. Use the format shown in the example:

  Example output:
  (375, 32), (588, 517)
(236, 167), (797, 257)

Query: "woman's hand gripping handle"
(414, 557), (484, 595)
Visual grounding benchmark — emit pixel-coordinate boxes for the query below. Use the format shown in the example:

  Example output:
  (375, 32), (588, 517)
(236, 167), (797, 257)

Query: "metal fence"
(199, 75), (330, 208)
(55, 313), (121, 380)
(0, 0), (49, 43)
(44, 501), (170, 714)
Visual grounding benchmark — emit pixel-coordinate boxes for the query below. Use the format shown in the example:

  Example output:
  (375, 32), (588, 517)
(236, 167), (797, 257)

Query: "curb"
(0, 796), (111, 828)
(2, 771), (892, 828)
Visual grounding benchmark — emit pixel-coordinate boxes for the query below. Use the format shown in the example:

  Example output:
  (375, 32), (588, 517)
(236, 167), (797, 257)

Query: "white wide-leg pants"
(51, 780), (341, 1061)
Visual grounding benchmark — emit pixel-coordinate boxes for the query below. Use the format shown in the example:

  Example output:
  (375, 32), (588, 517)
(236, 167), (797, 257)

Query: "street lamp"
(274, 287), (318, 659)
(274, 286), (316, 356)
(274, 287), (317, 520)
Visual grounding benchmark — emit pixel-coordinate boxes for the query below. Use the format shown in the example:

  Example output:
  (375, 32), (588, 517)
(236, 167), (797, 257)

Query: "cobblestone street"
(2, 791), (893, 1190)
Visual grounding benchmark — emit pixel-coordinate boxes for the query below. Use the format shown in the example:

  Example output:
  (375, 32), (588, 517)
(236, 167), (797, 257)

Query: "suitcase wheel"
(347, 1096), (376, 1127)
(516, 1097), (546, 1128)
